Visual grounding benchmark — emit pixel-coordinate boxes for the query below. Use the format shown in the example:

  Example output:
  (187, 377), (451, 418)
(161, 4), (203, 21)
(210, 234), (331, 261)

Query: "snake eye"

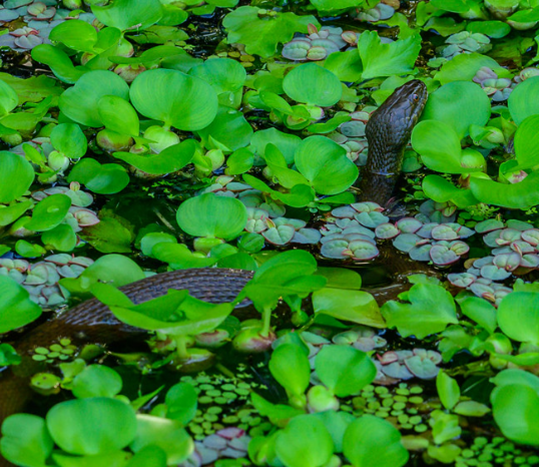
(412, 93), (419, 101)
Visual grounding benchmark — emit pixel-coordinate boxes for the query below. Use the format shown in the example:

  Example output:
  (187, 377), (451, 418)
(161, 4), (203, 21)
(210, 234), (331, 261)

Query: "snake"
(0, 80), (428, 466)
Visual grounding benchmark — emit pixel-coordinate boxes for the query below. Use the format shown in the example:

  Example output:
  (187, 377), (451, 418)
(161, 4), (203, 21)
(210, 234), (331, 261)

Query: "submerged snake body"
(361, 79), (428, 205)
(0, 82), (428, 466)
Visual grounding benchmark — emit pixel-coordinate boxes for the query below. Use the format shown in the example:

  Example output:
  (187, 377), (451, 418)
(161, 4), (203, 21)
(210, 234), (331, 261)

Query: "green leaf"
(197, 107), (253, 152)
(0, 79), (18, 117)
(458, 296), (497, 334)
(509, 76), (539, 125)
(358, 31), (421, 80)
(0, 414), (53, 467)
(68, 158), (130, 195)
(250, 128), (301, 165)
(31, 44), (88, 84)
(50, 123), (87, 159)
(436, 370), (460, 411)
(72, 365), (123, 399)
(381, 283), (458, 339)
(0, 276), (42, 333)
(91, 0), (163, 30)
(59, 70), (129, 126)
(312, 288), (384, 328)
(176, 192), (247, 240)
(294, 135), (358, 195)
(269, 344), (311, 401)
(275, 415), (334, 467)
(114, 140), (196, 175)
(81, 215), (134, 253)
(130, 69), (218, 131)
(189, 57), (246, 94)
(422, 174), (478, 207)
(41, 224), (77, 252)
(343, 415), (409, 467)
(49, 19), (98, 53)
(126, 445), (167, 467)
(165, 383), (198, 425)
(98, 95), (140, 137)
(497, 292), (539, 345)
(315, 346), (376, 397)
(0, 151), (34, 203)
(47, 397), (137, 455)
(421, 81), (491, 138)
(25, 194), (71, 232)
(283, 63), (342, 107)
(309, 0), (363, 10)
(434, 53), (506, 85)
(470, 171), (539, 209)
(223, 6), (317, 58)
(514, 115), (539, 169)
(492, 384), (539, 446)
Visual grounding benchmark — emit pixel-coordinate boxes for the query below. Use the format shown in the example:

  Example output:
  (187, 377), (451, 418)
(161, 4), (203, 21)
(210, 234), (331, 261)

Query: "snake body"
(361, 79), (428, 204)
(0, 81), (428, 466)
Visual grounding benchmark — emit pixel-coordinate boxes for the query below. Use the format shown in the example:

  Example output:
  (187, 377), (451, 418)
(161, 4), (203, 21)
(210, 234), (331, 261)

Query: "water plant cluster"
(1, 0), (539, 466)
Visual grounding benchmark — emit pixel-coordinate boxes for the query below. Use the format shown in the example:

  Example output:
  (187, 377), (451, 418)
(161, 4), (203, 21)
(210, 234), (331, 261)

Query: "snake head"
(365, 79), (428, 155)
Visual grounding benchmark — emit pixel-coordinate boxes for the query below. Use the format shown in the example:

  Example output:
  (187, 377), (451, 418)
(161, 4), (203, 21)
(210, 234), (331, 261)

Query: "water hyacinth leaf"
(152, 243), (218, 269)
(197, 107), (253, 152)
(0, 151), (34, 203)
(81, 215), (134, 254)
(274, 415), (333, 467)
(491, 384), (539, 446)
(316, 345), (377, 397)
(294, 136), (358, 195)
(0, 80), (18, 117)
(471, 171), (539, 209)
(310, 0), (363, 10)
(176, 193), (247, 240)
(50, 123), (87, 159)
(31, 44), (88, 84)
(421, 81), (491, 139)
(412, 121), (469, 174)
(358, 31), (421, 80)
(165, 382), (198, 425)
(223, 6), (317, 58)
(189, 57), (246, 95)
(514, 115), (539, 170)
(92, 0), (163, 31)
(269, 343), (311, 401)
(381, 283), (458, 339)
(46, 397), (137, 455)
(497, 292), (539, 345)
(422, 174), (478, 207)
(0, 414), (53, 467)
(72, 365), (123, 399)
(434, 52), (505, 85)
(114, 140), (196, 175)
(98, 95), (140, 137)
(250, 128), (302, 165)
(312, 288), (384, 328)
(59, 71), (129, 127)
(130, 69), (218, 131)
(458, 296), (497, 333)
(453, 401), (490, 417)
(508, 76), (539, 125)
(436, 371), (460, 411)
(25, 194), (71, 232)
(130, 415), (193, 464)
(0, 275), (42, 333)
(283, 63), (342, 107)
(41, 224), (77, 252)
(343, 415), (409, 467)
(68, 159), (130, 195)
(48, 19), (98, 53)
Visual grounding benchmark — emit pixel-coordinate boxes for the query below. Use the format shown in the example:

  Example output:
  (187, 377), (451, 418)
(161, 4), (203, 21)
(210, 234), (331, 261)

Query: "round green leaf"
(46, 397), (137, 455)
(498, 292), (539, 345)
(412, 120), (467, 174)
(343, 415), (409, 467)
(189, 57), (246, 94)
(31, 44), (87, 84)
(0, 276), (42, 333)
(275, 415), (334, 467)
(283, 63), (342, 107)
(0, 414), (53, 467)
(98, 95), (140, 137)
(130, 69), (218, 131)
(91, 0), (163, 30)
(492, 384), (539, 446)
(50, 123), (87, 159)
(0, 151), (34, 203)
(59, 70), (129, 127)
(25, 194), (71, 232)
(68, 158), (130, 195)
(421, 81), (491, 139)
(197, 107), (253, 152)
(509, 76), (539, 125)
(72, 365), (123, 399)
(315, 345), (376, 397)
(269, 344), (311, 399)
(41, 224), (77, 252)
(165, 383), (198, 425)
(49, 19), (98, 53)
(176, 193), (247, 239)
(294, 135), (358, 195)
